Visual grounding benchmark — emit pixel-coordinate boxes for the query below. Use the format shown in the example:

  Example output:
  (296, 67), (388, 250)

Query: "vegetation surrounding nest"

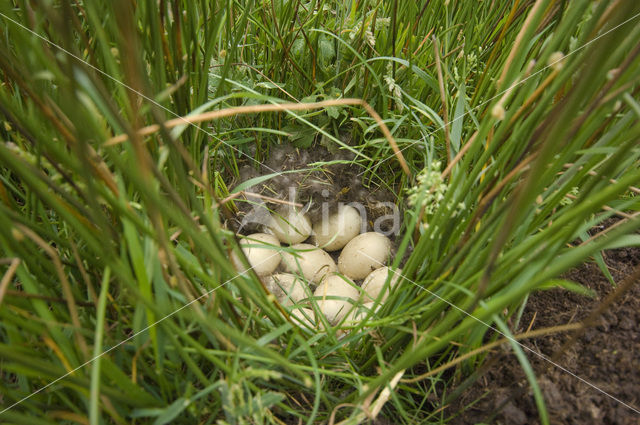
(0, 1), (640, 425)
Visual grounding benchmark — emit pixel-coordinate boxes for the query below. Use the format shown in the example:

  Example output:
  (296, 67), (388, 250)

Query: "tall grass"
(0, 1), (639, 424)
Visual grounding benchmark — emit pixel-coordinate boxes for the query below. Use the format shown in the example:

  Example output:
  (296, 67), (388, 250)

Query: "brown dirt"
(229, 143), (398, 235)
(451, 245), (640, 424)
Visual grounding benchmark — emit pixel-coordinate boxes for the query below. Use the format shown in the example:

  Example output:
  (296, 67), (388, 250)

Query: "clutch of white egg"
(232, 205), (401, 332)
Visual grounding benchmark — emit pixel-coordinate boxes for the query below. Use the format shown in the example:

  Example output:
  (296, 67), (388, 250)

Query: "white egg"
(342, 302), (377, 326)
(361, 266), (402, 303)
(338, 232), (392, 280)
(231, 233), (281, 276)
(313, 274), (359, 324)
(312, 205), (362, 251)
(268, 207), (312, 245)
(281, 243), (337, 283)
(265, 273), (309, 306)
(289, 307), (316, 329)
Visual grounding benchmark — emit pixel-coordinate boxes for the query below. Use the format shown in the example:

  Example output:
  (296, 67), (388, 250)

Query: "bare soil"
(451, 245), (640, 424)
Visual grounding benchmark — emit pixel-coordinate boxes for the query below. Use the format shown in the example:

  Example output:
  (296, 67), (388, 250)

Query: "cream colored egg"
(231, 233), (281, 276)
(361, 266), (402, 303)
(265, 273), (309, 306)
(313, 274), (359, 324)
(338, 232), (392, 280)
(268, 207), (312, 245)
(289, 307), (316, 329)
(281, 243), (337, 283)
(313, 205), (362, 251)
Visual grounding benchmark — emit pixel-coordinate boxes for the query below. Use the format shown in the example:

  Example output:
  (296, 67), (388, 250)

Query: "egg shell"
(268, 208), (312, 245)
(265, 273), (309, 306)
(313, 274), (359, 324)
(232, 233), (281, 276)
(338, 232), (392, 280)
(361, 267), (402, 303)
(289, 307), (316, 329)
(281, 243), (337, 283)
(312, 205), (362, 251)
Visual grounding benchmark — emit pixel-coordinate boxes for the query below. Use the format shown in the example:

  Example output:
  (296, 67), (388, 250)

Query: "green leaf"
(593, 250), (615, 285)
(602, 234), (640, 250)
(318, 34), (335, 69)
(288, 127), (317, 148)
(90, 268), (111, 425)
(153, 398), (191, 425)
(450, 83), (466, 157)
(169, 98), (229, 139)
(291, 38), (305, 59)
(368, 56), (439, 92)
(326, 105), (340, 119)
(537, 279), (596, 297)
(493, 316), (549, 425)
(256, 81), (284, 89)
(580, 231), (614, 285)
(301, 94), (319, 103)
(123, 217), (158, 357)
(243, 391), (285, 416)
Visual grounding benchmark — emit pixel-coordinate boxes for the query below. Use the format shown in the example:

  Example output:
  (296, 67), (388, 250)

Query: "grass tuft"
(1, 1), (639, 423)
